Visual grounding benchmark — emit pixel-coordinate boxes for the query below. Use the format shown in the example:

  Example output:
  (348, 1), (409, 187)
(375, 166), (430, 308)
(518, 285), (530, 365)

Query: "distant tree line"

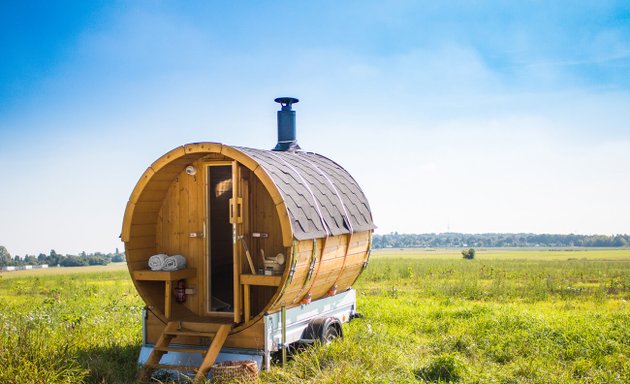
(0, 246), (125, 267)
(373, 233), (630, 249)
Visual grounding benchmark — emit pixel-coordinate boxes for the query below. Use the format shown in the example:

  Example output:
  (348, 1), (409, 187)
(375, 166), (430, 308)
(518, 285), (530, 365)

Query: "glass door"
(206, 164), (234, 313)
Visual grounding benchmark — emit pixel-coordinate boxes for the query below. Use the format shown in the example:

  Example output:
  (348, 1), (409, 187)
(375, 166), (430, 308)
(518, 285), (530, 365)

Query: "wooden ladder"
(140, 321), (233, 383)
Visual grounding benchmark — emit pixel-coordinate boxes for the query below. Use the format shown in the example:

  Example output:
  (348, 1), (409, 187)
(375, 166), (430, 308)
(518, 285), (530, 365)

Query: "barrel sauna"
(121, 98), (375, 379)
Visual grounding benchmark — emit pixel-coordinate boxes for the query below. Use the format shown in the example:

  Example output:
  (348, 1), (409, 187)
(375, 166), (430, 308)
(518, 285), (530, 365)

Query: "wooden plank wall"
(247, 169), (285, 315)
(125, 152), (209, 314)
(150, 154), (227, 317)
(154, 158), (208, 316)
(269, 230), (370, 312)
(312, 230), (371, 297)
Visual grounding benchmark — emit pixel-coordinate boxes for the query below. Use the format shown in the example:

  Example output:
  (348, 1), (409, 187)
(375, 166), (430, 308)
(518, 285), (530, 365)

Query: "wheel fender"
(301, 317), (343, 343)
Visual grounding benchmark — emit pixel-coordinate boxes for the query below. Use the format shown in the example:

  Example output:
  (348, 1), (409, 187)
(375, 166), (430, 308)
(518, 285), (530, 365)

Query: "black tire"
(302, 317), (343, 345)
(322, 322), (340, 344)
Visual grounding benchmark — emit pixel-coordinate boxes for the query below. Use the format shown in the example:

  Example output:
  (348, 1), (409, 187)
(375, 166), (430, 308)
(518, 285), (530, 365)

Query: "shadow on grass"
(75, 343), (142, 384)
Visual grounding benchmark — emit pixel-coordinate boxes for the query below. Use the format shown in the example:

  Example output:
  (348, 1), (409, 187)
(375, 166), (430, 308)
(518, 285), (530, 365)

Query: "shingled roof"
(237, 147), (375, 241)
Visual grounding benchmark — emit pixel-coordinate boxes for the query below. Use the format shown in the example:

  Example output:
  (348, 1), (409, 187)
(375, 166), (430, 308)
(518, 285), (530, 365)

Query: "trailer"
(121, 98), (374, 382)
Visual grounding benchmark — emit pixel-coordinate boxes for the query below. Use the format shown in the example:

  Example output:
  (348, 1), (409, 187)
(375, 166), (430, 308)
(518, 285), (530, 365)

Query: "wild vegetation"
(0, 264), (141, 383)
(0, 246), (125, 267)
(373, 233), (630, 248)
(264, 248), (630, 383)
(1, 249), (628, 383)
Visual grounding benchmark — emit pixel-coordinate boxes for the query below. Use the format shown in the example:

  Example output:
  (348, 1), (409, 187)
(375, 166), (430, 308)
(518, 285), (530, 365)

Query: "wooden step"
(140, 321), (233, 384)
(164, 330), (217, 338)
(185, 316), (234, 324)
(163, 319), (234, 337)
(155, 363), (198, 372)
(194, 324), (232, 383)
(154, 346), (207, 355)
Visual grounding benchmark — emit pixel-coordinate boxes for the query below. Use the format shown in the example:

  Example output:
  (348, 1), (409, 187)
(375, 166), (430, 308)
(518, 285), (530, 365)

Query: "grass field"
(1, 249), (628, 383)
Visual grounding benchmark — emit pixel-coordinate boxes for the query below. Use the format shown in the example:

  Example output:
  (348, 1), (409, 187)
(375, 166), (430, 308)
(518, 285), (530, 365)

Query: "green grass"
(1, 249), (629, 383)
(0, 267), (143, 384)
(263, 248), (630, 383)
(1, 263), (129, 279)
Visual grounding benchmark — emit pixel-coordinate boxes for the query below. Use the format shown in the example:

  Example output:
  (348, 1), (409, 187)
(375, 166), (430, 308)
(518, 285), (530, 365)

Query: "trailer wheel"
(322, 322), (340, 344)
(302, 317), (343, 345)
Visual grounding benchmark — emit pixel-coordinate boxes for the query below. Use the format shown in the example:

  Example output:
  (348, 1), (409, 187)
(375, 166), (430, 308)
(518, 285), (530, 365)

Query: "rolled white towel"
(148, 254), (167, 271)
(162, 255), (187, 271)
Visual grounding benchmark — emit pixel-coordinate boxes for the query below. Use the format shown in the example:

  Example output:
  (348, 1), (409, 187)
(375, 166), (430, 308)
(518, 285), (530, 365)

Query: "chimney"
(273, 97), (301, 151)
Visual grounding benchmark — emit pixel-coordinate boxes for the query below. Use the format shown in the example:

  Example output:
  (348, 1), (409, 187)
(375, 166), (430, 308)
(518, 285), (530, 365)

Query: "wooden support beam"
(243, 284), (251, 321)
(164, 280), (172, 319)
(232, 161), (242, 324)
(194, 324), (232, 383)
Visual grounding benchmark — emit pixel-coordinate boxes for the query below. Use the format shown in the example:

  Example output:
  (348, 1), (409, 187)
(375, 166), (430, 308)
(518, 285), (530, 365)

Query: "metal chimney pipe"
(273, 97), (301, 152)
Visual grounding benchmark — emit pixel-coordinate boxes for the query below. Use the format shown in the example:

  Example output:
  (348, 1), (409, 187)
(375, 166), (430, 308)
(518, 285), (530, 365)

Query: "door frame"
(230, 161), (248, 324)
(203, 161), (236, 317)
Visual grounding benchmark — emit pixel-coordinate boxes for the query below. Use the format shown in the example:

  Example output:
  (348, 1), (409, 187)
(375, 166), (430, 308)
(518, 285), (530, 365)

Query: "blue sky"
(1, 1), (629, 256)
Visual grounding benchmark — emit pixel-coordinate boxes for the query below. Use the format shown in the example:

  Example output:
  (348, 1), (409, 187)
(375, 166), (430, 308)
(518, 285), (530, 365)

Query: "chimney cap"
(274, 97), (299, 107)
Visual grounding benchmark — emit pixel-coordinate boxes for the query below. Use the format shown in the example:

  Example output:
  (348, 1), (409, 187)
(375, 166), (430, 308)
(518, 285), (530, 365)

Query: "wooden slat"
(180, 316), (234, 326)
(310, 251), (367, 272)
(310, 264), (365, 298)
(127, 235), (155, 250)
(125, 241), (157, 252)
(233, 161), (242, 324)
(220, 146), (259, 171)
(184, 142), (223, 154)
(243, 284), (251, 321)
(201, 153), (229, 160)
(127, 260), (152, 270)
(143, 180), (173, 191)
(150, 146), (186, 173)
(133, 201), (163, 213)
(133, 268), (197, 281)
(275, 201), (294, 247)
(198, 163), (207, 316)
(287, 237), (327, 304)
(334, 264), (368, 288)
(121, 201), (135, 242)
(129, 168), (156, 204)
(164, 330), (218, 338)
(146, 169), (181, 182)
(130, 223), (157, 237)
(125, 248), (157, 264)
(131, 211), (160, 225)
(240, 274), (282, 286)
(135, 189), (170, 203)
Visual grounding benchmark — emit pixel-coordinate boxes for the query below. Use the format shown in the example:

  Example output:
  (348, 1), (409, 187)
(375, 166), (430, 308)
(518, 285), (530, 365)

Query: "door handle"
(229, 197), (243, 224)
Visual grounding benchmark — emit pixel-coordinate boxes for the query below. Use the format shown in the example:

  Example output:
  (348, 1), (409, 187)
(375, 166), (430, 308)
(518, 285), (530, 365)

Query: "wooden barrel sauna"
(121, 142), (374, 347)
